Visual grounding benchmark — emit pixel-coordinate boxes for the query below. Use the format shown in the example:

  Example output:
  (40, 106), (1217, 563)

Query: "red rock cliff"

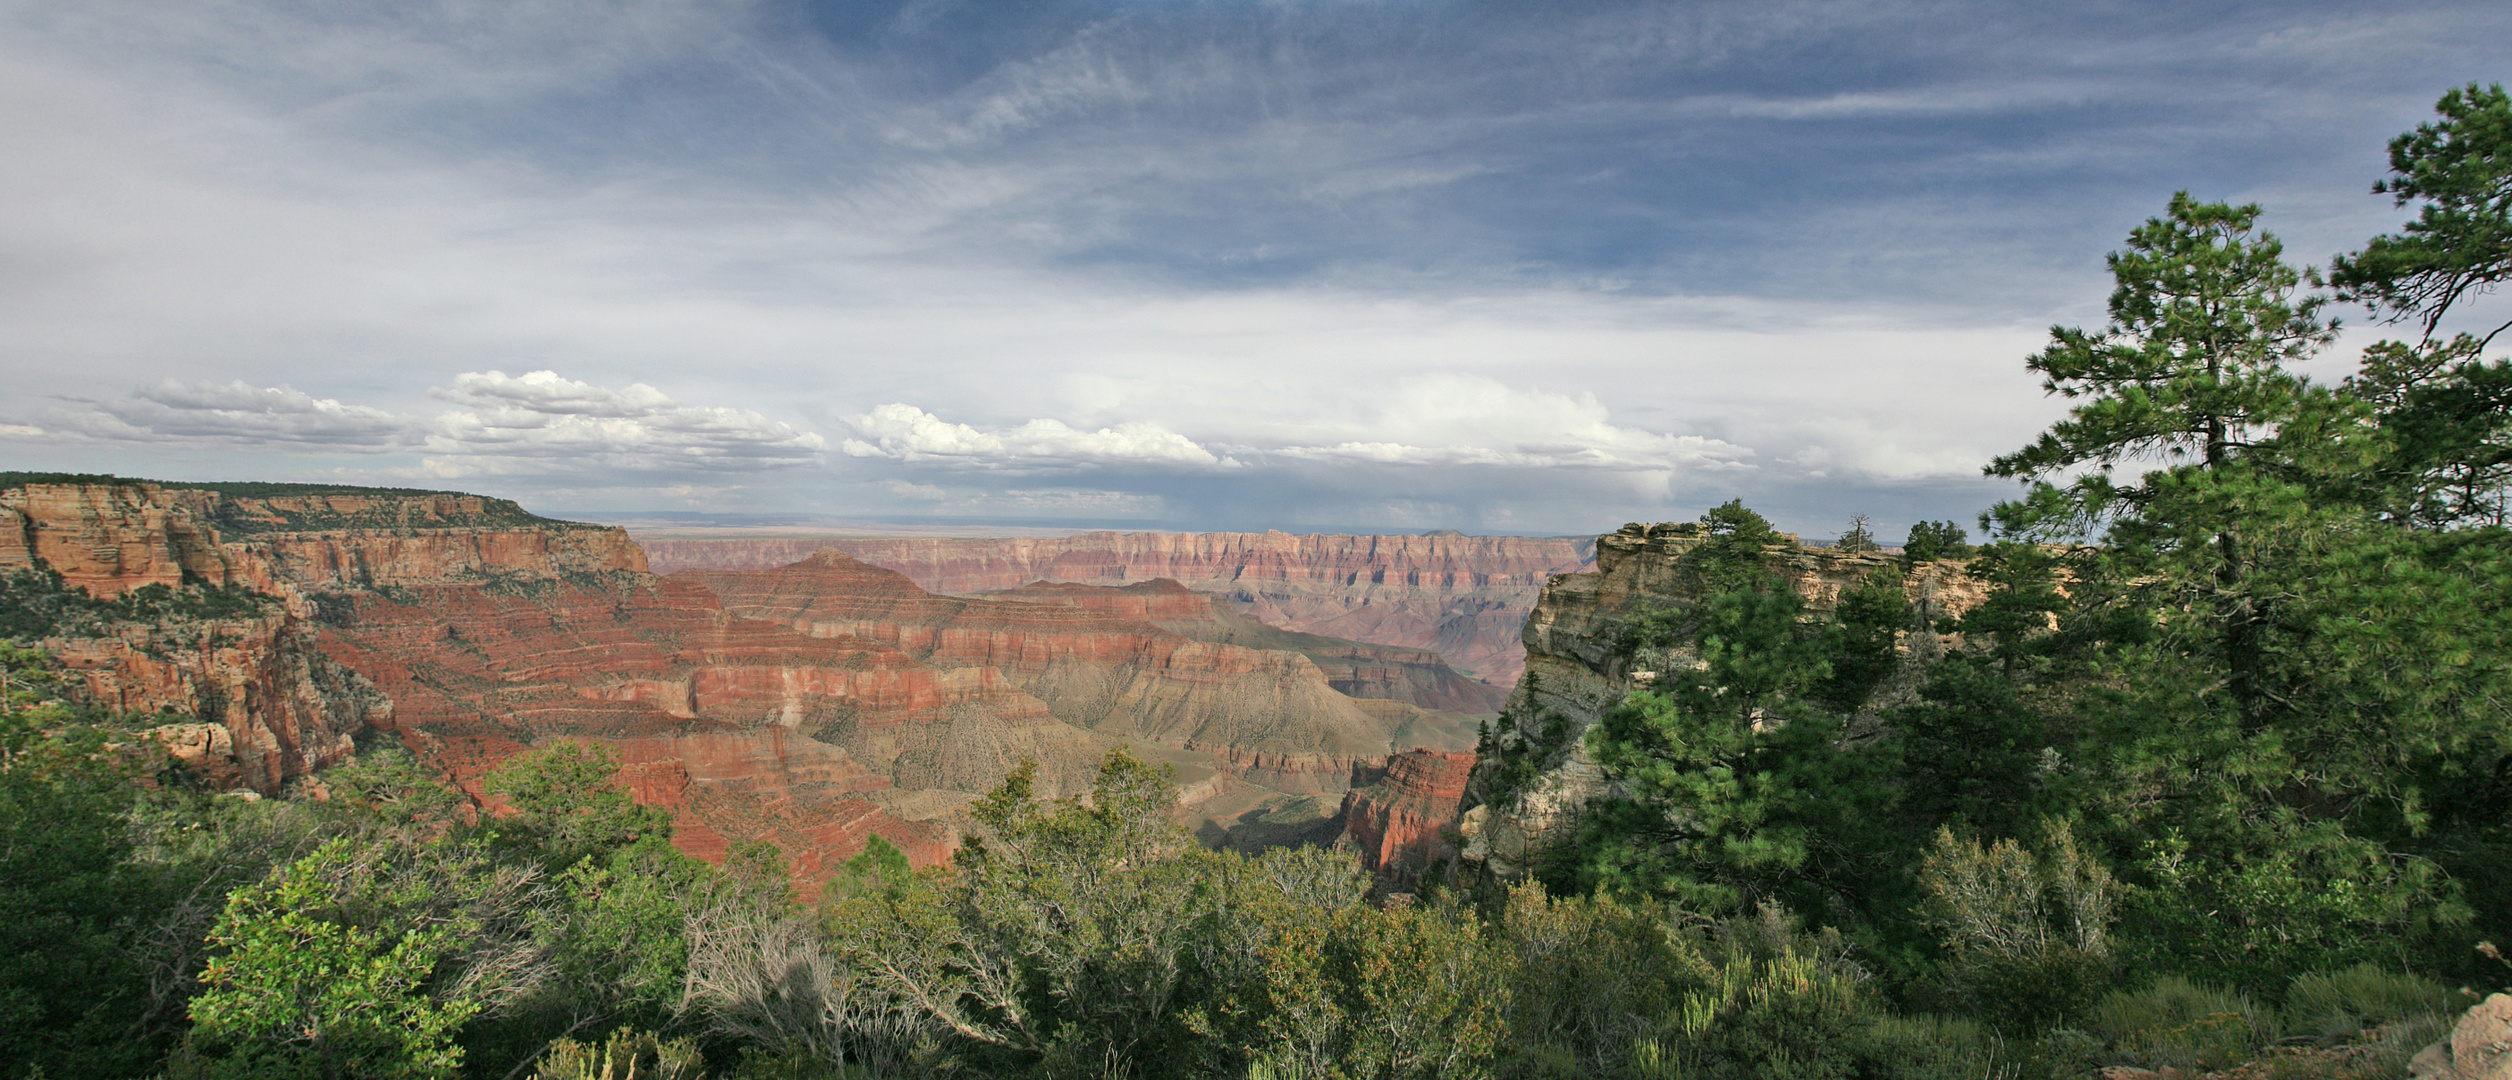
(0, 481), (970, 884)
(1337, 748), (1476, 881)
(636, 531), (1595, 691)
(980, 579), (1510, 715)
(674, 553), (1463, 795)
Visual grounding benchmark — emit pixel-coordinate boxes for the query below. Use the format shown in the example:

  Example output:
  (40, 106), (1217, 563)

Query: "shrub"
(2089, 976), (2266, 1072)
(1919, 821), (2117, 1033)
(530, 1029), (704, 1080)
(1858, 1013), (2017, 1080)
(1248, 896), (1512, 1080)
(1657, 904), (1876, 1080)
(2279, 964), (2457, 1044)
(1498, 881), (1709, 1075)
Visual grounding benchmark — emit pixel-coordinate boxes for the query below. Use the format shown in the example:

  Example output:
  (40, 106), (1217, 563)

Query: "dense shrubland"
(6, 84), (2512, 1079)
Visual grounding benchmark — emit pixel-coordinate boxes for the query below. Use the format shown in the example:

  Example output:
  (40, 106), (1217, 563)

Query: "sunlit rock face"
(1456, 522), (1992, 880)
(638, 530), (1596, 692)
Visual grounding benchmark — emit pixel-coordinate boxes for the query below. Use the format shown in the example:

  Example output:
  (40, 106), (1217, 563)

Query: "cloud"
(434, 370), (676, 417)
(5, 0), (2502, 532)
(40, 371), (825, 480)
(57, 380), (413, 450)
(420, 371), (824, 476)
(840, 404), (1224, 468)
(1272, 376), (1747, 472)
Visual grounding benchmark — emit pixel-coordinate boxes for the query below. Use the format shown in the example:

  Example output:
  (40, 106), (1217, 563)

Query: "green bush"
(1498, 882), (1709, 1076)
(1917, 822), (2117, 1034)
(1672, 905), (1876, 1080)
(531, 1029), (705, 1080)
(2089, 977), (2266, 1072)
(1858, 1013), (2016, 1080)
(2279, 964), (2457, 1044)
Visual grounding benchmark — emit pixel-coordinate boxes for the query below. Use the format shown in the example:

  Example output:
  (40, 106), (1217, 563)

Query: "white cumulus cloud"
(1272, 375), (1747, 472)
(841, 404), (1225, 468)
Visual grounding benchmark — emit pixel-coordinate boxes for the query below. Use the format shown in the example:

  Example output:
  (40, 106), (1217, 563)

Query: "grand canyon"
(2, 477), (1571, 882)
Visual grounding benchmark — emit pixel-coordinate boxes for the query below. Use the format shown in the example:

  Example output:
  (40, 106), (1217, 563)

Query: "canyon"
(636, 529), (1594, 692)
(2, 479), (1502, 884)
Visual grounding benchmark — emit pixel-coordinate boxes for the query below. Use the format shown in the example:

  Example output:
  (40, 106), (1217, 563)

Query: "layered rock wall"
(1, 480), (964, 881)
(637, 530), (1594, 690)
(1337, 748), (1476, 881)
(0, 482), (244, 597)
(981, 579), (1510, 715)
(675, 553), (1474, 796)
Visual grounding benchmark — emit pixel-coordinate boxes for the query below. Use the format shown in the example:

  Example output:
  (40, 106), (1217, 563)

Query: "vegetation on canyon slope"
(4, 83), (2511, 1080)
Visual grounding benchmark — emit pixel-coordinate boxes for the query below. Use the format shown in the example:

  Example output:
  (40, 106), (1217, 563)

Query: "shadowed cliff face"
(1337, 748), (1477, 883)
(979, 579), (1510, 715)
(636, 531), (1595, 691)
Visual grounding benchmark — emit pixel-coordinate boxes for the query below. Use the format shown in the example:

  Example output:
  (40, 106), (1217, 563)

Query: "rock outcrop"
(0, 480), (980, 879)
(2414, 992), (2512, 1080)
(1457, 521), (1988, 879)
(1337, 748), (1476, 881)
(636, 531), (1595, 690)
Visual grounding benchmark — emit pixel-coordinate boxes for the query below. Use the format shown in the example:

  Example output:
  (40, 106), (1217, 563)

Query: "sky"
(1, 0), (2505, 539)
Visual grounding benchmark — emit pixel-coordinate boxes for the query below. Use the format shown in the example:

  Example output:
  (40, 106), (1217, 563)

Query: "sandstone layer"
(1336, 748), (1477, 882)
(1, 481), (980, 877)
(979, 579), (1509, 715)
(636, 531), (1594, 690)
(1457, 522), (1988, 879)
(674, 553), (1480, 797)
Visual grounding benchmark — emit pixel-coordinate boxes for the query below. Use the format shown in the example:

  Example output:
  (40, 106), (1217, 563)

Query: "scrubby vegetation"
(3, 83), (2509, 1080)
(0, 567), (278, 640)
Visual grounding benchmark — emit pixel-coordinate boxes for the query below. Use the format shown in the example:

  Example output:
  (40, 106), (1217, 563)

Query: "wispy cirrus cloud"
(28, 370), (825, 479)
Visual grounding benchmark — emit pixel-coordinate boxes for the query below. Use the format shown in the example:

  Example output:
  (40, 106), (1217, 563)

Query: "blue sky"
(2, 0), (2505, 538)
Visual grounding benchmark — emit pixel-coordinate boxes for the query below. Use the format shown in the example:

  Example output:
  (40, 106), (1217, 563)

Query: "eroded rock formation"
(636, 530), (1594, 690)
(1, 481), (977, 877)
(1337, 748), (1476, 881)
(6, 479), (1511, 886)
(674, 553), (1480, 797)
